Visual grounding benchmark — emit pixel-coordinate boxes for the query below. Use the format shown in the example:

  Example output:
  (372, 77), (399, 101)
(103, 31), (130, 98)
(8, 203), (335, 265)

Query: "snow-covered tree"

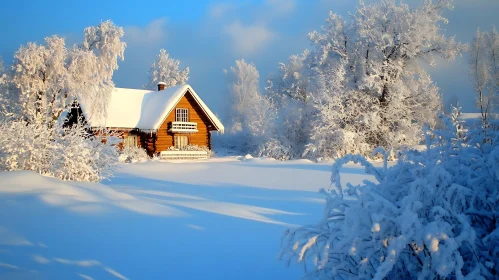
(80, 20), (126, 120)
(0, 57), (7, 115)
(0, 59), (18, 120)
(260, 0), (463, 160)
(267, 50), (311, 103)
(10, 20), (125, 127)
(303, 0), (463, 156)
(0, 21), (125, 182)
(266, 51), (313, 159)
(281, 114), (499, 279)
(305, 58), (378, 159)
(225, 59), (278, 154)
(144, 49), (189, 90)
(469, 27), (499, 129)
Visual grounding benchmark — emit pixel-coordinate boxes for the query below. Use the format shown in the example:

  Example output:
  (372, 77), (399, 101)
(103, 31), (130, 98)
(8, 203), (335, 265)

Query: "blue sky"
(1, 0), (499, 113)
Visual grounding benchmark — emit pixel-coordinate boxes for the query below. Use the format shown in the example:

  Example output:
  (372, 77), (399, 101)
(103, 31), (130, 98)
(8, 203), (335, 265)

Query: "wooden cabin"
(69, 83), (224, 157)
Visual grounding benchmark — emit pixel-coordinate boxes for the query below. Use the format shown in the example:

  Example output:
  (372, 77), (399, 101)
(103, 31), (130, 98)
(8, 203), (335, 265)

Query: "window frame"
(175, 108), (189, 122)
(124, 135), (138, 148)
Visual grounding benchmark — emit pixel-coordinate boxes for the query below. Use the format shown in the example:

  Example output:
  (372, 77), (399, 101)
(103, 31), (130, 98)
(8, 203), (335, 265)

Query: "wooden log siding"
(155, 90), (213, 153)
(91, 129), (142, 151)
(114, 130), (142, 150)
(140, 132), (157, 156)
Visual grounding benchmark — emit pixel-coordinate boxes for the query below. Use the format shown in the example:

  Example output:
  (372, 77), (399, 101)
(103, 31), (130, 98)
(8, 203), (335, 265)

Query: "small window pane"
(176, 108), (189, 122)
(125, 135), (137, 147)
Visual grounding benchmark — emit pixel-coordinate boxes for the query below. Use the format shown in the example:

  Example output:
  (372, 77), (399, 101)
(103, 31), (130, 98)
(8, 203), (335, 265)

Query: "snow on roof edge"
(151, 85), (224, 133)
(186, 85), (225, 134)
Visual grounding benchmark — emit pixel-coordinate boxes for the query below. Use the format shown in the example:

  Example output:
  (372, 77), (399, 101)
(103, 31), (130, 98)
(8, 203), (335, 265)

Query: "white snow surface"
(81, 84), (224, 132)
(461, 112), (499, 120)
(0, 156), (376, 279)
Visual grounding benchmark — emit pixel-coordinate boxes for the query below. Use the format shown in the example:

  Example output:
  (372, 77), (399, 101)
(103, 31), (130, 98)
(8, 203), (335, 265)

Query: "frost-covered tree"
(144, 49), (189, 90)
(262, 0), (463, 160)
(0, 21), (125, 182)
(469, 27), (499, 128)
(80, 20), (126, 120)
(281, 114), (499, 279)
(304, 0), (463, 155)
(0, 57), (7, 115)
(305, 58), (378, 159)
(266, 51), (313, 159)
(267, 50), (311, 103)
(225, 59), (278, 155)
(0, 57), (19, 120)
(10, 20), (125, 127)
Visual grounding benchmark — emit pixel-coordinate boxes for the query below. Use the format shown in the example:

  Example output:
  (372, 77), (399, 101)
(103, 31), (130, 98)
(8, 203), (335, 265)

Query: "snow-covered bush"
(167, 145), (214, 157)
(119, 146), (149, 163)
(0, 120), (119, 182)
(0, 120), (53, 174)
(52, 125), (119, 181)
(281, 114), (499, 279)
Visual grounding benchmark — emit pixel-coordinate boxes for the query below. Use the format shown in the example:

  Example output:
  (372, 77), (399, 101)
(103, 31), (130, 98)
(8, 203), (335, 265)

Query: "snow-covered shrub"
(0, 120), (119, 182)
(119, 146), (149, 163)
(255, 138), (293, 161)
(52, 125), (119, 181)
(167, 145), (214, 157)
(0, 119), (53, 174)
(281, 114), (499, 279)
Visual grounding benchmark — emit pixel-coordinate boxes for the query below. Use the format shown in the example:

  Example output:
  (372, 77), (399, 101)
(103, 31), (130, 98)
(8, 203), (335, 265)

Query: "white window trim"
(124, 135), (138, 147)
(175, 108), (189, 122)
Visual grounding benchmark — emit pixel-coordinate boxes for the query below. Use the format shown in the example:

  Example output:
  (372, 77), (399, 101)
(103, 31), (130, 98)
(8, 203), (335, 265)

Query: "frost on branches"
(144, 49), (189, 90)
(266, 50), (313, 159)
(469, 27), (499, 129)
(119, 146), (149, 163)
(0, 20), (126, 182)
(224, 59), (286, 158)
(259, 0), (465, 160)
(0, 120), (119, 182)
(10, 20), (125, 126)
(280, 114), (499, 279)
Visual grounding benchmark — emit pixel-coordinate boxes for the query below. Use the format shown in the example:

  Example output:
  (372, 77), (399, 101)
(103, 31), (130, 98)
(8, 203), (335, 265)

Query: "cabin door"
(174, 135), (189, 149)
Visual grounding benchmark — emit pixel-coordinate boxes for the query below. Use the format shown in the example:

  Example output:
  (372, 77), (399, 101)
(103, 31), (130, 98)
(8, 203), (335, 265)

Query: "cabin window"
(176, 108), (189, 122)
(124, 135), (138, 147)
(174, 135), (189, 149)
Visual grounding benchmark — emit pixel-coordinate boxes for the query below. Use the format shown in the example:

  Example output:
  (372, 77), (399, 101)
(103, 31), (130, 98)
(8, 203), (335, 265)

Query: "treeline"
(223, 0), (497, 160)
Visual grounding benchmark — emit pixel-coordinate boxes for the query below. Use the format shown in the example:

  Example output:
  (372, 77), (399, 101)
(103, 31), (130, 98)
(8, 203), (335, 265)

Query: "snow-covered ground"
(0, 156), (375, 279)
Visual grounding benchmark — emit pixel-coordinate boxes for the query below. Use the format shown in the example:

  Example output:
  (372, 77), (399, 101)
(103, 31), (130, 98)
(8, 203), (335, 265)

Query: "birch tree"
(10, 20), (125, 127)
(225, 59), (277, 154)
(469, 27), (499, 128)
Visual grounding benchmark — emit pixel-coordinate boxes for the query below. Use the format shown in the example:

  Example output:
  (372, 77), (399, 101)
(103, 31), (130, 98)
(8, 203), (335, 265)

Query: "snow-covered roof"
(80, 84), (224, 133)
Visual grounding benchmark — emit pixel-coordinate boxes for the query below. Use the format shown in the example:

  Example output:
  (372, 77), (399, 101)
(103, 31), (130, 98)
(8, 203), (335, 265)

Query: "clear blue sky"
(1, 0), (499, 114)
